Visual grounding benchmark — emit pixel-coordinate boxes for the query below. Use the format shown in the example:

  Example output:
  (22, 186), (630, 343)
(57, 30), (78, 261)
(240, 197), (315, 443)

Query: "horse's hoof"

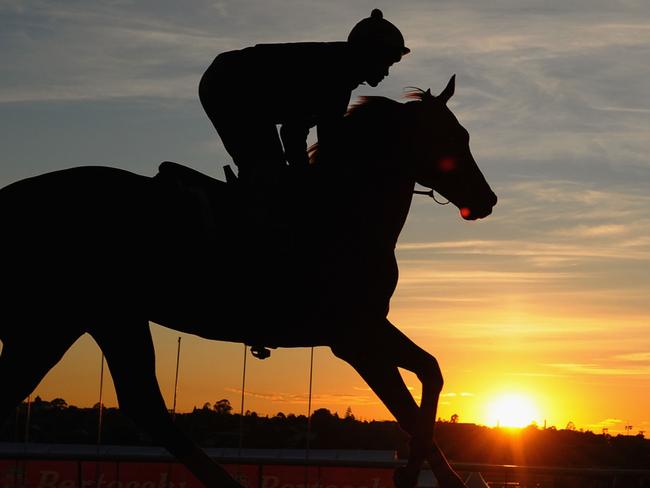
(393, 467), (418, 488)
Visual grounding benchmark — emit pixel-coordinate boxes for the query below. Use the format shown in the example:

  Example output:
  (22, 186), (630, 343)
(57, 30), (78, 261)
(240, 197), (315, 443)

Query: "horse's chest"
(306, 246), (398, 315)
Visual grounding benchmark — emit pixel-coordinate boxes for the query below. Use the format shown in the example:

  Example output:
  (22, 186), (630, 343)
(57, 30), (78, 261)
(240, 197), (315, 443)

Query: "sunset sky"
(1, 0), (649, 435)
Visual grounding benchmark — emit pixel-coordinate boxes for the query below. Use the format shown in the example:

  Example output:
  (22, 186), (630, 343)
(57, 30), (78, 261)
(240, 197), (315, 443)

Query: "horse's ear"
(438, 74), (456, 103)
(425, 88), (432, 97)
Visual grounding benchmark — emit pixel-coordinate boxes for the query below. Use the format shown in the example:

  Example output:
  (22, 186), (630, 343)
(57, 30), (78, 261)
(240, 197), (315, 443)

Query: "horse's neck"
(358, 132), (415, 248)
(369, 172), (415, 249)
(324, 158), (413, 251)
(315, 101), (414, 248)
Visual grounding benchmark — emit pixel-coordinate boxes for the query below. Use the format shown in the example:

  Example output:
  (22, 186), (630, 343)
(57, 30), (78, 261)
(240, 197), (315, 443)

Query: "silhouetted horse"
(0, 76), (496, 488)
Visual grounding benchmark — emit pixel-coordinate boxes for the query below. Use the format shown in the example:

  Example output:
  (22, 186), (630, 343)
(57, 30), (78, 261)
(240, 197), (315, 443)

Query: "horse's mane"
(308, 96), (401, 164)
(309, 89), (428, 165)
(402, 87), (433, 102)
(345, 95), (400, 117)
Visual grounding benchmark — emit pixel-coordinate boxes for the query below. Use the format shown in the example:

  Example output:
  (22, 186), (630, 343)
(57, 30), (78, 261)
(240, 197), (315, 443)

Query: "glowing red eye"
(460, 207), (471, 219)
(439, 158), (455, 172)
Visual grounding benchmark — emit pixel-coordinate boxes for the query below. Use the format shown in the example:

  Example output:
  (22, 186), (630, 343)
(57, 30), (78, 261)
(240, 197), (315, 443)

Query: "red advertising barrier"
(0, 460), (394, 488)
(319, 466), (392, 488)
(258, 464), (319, 488)
(223, 464), (260, 488)
(0, 459), (20, 487)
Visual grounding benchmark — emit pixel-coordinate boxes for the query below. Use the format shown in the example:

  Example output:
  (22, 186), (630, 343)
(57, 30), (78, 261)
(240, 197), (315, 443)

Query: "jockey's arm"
(279, 122), (310, 168)
(315, 90), (352, 155)
(280, 89), (350, 168)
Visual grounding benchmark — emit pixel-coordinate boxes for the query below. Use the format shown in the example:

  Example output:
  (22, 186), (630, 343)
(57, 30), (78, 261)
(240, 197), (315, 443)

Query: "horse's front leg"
(332, 320), (466, 488)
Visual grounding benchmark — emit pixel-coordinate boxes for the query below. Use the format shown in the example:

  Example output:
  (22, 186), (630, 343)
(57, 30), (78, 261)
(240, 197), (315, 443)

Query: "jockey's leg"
(199, 91), (286, 184)
(217, 118), (286, 185)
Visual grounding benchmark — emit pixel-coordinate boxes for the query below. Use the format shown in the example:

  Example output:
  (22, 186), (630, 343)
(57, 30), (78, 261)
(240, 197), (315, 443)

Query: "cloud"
(432, 391), (474, 398)
(0, 2), (230, 103)
(507, 372), (567, 378)
(552, 224), (629, 238)
(587, 418), (624, 430)
(612, 352), (650, 363)
(399, 238), (650, 262)
(395, 2), (650, 176)
(399, 181), (650, 290)
(593, 105), (650, 114)
(398, 268), (578, 285)
(0, 0), (373, 103)
(546, 363), (650, 376)
(224, 387), (380, 406)
(598, 418), (624, 425)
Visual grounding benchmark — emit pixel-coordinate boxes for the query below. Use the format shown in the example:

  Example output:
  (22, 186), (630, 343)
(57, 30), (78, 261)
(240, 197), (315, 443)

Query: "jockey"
(199, 9), (409, 186)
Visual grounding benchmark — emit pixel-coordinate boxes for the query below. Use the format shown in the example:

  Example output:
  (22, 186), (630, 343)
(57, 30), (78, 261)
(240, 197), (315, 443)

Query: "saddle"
(157, 160), (228, 189)
(154, 160), (294, 228)
(153, 161), (232, 241)
(153, 161), (277, 360)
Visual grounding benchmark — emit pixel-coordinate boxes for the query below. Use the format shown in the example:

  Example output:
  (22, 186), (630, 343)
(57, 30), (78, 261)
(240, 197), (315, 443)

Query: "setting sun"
(485, 393), (540, 428)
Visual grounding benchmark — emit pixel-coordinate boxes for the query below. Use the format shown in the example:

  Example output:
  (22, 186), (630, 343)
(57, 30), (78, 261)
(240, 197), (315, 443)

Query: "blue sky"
(1, 0), (649, 431)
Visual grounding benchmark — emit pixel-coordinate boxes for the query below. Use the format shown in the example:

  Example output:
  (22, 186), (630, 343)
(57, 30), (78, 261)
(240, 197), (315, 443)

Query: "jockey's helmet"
(348, 9), (410, 61)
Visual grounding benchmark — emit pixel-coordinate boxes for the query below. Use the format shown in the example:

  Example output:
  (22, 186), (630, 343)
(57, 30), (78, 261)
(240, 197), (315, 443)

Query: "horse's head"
(406, 76), (497, 220)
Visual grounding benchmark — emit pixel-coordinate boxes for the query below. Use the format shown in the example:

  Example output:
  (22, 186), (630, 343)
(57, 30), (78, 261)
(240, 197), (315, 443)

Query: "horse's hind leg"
(0, 328), (81, 424)
(90, 321), (241, 488)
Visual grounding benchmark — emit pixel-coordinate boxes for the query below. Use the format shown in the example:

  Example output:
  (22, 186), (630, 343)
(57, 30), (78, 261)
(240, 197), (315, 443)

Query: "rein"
(413, 188), (450, 205)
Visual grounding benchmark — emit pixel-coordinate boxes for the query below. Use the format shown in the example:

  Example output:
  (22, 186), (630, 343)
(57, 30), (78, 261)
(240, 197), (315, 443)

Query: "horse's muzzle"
(461, 190), (497, 220)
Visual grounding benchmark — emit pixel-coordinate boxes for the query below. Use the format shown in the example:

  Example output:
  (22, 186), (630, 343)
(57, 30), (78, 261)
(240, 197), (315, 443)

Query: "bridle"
(413, 188), (450, 205)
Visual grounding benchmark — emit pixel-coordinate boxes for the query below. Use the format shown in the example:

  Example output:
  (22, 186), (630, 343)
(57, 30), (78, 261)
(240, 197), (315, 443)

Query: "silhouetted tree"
(50, 398), (68, 409)
(344, 406), (355, 420)
(214, 399), (232, 415)
(4, 396), (650, 470)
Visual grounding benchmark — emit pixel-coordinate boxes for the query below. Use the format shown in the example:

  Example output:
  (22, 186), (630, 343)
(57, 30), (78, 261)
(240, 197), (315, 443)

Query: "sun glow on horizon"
(485, 393), (540, 428)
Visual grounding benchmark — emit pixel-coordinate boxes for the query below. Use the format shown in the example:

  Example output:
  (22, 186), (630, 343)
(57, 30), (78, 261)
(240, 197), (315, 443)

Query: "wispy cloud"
(552, 224), (629, 238)
(398, 268), (578, 285)
(546, 363), (650, 377)
(612, 352), (650, 363)
(399, 180), (650, 306)
(0, 0), (369, 103)
(224, 388), (379, 406)
(399, 238), (650, 262)
(442, 392), (475, 397)
(586, 418), (625, 431)
(507, 372), (567, 378)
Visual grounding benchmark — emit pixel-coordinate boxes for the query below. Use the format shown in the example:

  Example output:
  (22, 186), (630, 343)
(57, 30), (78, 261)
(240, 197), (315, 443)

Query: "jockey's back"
(201, 41), (358, 124)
